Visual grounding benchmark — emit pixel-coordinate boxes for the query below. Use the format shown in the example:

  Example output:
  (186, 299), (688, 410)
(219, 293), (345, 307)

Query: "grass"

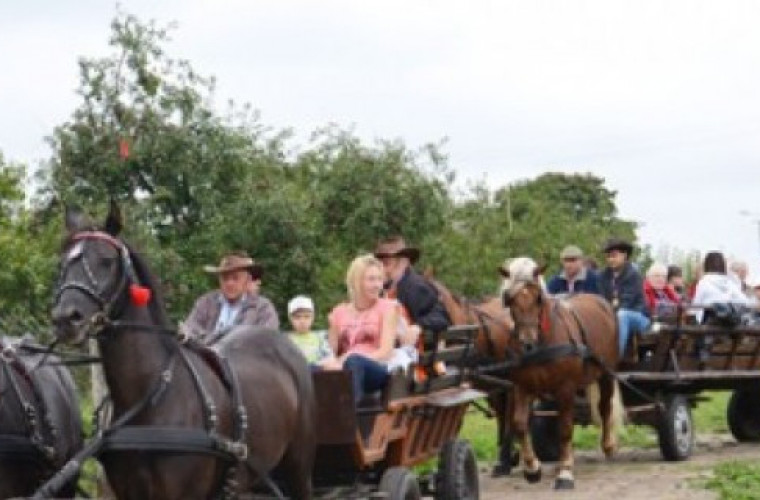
(457, 390), (731, 463)
(704, 461), (760, 500)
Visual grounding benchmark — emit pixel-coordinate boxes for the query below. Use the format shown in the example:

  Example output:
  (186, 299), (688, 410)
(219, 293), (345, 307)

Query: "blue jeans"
(617, 309), (651, 355)
(343, 354), (389, 403)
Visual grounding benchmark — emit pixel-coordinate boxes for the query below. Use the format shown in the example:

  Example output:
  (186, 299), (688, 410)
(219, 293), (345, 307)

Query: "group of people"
(545, 239), (760, 356)
(182, 236), (451, 402)
(181, 236), (760, 401)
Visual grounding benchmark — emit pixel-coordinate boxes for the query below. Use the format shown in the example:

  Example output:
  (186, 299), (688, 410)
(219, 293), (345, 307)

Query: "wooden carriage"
(311, 325), (484, 499)
(530, 307), (760, 463)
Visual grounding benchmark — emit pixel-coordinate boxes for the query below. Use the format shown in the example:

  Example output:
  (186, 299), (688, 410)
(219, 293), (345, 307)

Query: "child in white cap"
(287, 295), (331, 365)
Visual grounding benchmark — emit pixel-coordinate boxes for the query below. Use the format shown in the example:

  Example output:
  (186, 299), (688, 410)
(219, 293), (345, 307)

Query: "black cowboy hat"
(374, 236), (420, 264)
(602, 238), (634, 256)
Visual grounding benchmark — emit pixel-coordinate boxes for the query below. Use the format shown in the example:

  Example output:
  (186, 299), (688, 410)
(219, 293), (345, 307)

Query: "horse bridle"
(54, 231), (138, 333)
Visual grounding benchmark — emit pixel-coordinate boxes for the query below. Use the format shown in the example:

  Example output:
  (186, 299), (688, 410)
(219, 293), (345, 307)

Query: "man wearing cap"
(597, 238), (650, 356)
(546, 245), (601, 296)
(183, 252), (279, 343)
(374, 236), (451, 333)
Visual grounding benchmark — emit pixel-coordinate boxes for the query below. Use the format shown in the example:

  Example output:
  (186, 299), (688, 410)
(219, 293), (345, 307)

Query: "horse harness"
(0, 340), (58, 467)
(40, 231), (270, 500)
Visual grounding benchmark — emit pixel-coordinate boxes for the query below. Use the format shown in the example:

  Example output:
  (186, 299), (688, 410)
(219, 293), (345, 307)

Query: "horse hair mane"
(124, 242), (171, 328)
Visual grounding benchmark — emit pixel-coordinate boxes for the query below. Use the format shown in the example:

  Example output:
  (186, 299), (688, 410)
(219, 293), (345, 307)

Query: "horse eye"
(99, 257), (117, 268)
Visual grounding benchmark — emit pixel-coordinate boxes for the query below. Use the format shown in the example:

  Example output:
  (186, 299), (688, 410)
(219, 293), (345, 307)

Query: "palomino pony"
(498, 257), (621, 490)
(424, 273), (517, 476)
(0, 336), (83, 498)
(51, 205), (315, 499)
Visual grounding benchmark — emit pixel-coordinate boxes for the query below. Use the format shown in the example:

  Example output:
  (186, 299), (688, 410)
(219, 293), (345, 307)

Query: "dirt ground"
(480, 433), (760, 500)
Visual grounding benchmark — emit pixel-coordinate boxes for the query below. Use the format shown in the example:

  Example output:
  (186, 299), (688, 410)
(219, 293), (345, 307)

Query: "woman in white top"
(692, 252), (756, 322)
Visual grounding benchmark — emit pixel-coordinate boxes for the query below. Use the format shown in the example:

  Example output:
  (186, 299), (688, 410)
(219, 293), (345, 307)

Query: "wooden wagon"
(311, 325), (484, 499)
(530, 307), (760, 462)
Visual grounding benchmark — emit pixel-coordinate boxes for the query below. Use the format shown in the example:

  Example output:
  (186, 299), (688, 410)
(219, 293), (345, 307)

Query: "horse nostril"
(52, 306), (84, 327)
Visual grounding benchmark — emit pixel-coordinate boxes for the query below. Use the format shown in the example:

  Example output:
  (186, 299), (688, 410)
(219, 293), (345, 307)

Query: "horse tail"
(586, 379), (625, 432)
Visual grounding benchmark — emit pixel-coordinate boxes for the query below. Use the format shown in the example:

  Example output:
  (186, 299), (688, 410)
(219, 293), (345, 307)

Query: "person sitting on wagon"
(287, 295), (331, 367)
(183, 252), (279, 343)
(374, 236), (451, 335)
(546, 245), (600, 296)
(644, 262), (682, 321)
(324, 254), (399, 402)
(729, 260), (753, 298)
(692, 252), (756, 323)
(666, 265), (688, 301)
(597, 238), (651, 356)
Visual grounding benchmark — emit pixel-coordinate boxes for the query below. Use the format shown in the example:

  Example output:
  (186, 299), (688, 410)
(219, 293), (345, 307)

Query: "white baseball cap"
(288, 295), (314, 315)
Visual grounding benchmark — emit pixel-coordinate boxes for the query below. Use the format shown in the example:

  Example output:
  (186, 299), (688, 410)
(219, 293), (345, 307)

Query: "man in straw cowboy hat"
(183, 251), (278, 343)
(374, 236), (451, 334)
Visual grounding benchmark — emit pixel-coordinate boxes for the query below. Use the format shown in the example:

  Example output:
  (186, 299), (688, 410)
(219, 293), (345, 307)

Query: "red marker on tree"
(119, 138), (130, 160)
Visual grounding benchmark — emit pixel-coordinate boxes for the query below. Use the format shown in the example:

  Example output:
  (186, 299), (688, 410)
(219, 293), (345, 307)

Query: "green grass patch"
(704, 461), (760, 500)
(459, 391), (732, 462)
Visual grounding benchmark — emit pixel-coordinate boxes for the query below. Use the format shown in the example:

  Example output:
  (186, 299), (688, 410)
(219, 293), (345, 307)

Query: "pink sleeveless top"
(328, 298), (396, 356)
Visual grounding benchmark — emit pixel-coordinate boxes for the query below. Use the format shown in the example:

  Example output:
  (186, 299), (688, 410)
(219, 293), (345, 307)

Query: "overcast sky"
(2, 1), (759, 278)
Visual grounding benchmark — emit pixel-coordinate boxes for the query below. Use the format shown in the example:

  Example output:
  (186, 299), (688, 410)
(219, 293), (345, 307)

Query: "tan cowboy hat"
(204, 252), (263, 278)
(374, 236), (420, 264)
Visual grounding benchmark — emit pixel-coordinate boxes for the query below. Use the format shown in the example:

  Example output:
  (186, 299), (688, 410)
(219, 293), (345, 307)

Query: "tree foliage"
(4, 12), (641, 333)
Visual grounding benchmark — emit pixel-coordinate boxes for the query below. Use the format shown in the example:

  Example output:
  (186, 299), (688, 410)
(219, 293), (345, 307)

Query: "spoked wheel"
(378, 466), (421, 500)
(436, 439), (480, 500)
(657, 394), (694, 461)
(530, 399), (560, 462)
(727, 387), (760, 442)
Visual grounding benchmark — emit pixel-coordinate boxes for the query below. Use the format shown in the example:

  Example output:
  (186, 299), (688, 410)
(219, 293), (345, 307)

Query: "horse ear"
(423, 266), (435, 280)
(104, 200), (123, 236)
(533, 264), (548, 278)
(498, 266), (510, 278)
(64, 205), (92, 233)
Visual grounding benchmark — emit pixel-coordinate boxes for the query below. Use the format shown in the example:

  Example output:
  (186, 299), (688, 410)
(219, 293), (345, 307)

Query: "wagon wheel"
(727, 387), (760, 442)
(530, 399), (560, 462)
(436, 439), (479, 500)
(378, 466), (421, 500)
(657, 394), (694, 461)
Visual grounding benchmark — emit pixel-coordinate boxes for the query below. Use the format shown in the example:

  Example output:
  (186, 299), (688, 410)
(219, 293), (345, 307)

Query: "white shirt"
(692, 273), (756, 322)
(214, 295), (246, 333)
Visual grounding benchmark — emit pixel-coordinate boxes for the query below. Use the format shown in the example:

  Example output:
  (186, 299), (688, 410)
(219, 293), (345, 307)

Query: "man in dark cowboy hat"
(597, 238), (650, 356)
(183, 252), (278, 343)
(374, 236), (451, 333)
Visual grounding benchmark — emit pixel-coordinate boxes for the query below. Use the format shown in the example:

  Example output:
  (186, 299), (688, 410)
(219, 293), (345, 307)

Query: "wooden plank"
(619, 370), (760, 382)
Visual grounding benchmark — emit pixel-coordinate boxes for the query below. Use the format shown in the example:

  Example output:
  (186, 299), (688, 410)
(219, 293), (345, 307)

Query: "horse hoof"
(554, 477), (575, 490)
(491, 462), (512, 477)
(524, 468), (542, 484)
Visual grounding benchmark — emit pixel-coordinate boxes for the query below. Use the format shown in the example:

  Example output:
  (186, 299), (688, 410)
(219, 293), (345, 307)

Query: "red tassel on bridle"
(129, 284), (151, 307)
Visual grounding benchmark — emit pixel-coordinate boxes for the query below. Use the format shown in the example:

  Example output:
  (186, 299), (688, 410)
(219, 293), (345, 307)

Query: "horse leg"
(489, 389), (517, 477)
(512, 388), (541, 483)
(554, 386), (576, 490)
(598, 375), (620, 458)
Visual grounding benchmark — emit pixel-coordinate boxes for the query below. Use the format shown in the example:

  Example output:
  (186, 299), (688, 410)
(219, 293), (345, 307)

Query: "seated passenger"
(325, 254), (398, 402)
(693, 252), (756, 323)
(374, 236), (451, 334)
(286, 295), (331, 367)
(597, 238), (650, 355)
(183, 252), (279, 343)
(546, 245), (600, 295)
(729, 260), (753, 298)
(644, 262), (682, 320)
(666, 265), (688, 301)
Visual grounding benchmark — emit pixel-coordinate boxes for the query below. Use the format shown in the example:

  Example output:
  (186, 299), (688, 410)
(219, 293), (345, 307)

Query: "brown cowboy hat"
(374, 236), (420, 264)
(602, 238), (634, 256)
(204, 252), (263, 278)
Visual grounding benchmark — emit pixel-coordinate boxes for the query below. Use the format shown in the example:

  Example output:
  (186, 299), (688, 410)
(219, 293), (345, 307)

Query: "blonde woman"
(325, 254), (398, 402)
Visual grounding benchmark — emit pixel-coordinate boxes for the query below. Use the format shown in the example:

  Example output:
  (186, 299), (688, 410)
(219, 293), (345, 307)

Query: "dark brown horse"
(51, 205), (315, 499)
(498, 256), (621, 490)
(0, 337), (83, 498)
(424, 274), (518, 476)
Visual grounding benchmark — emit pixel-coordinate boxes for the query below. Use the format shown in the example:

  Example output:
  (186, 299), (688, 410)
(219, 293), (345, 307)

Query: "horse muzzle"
(51, 305), (89, 344)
